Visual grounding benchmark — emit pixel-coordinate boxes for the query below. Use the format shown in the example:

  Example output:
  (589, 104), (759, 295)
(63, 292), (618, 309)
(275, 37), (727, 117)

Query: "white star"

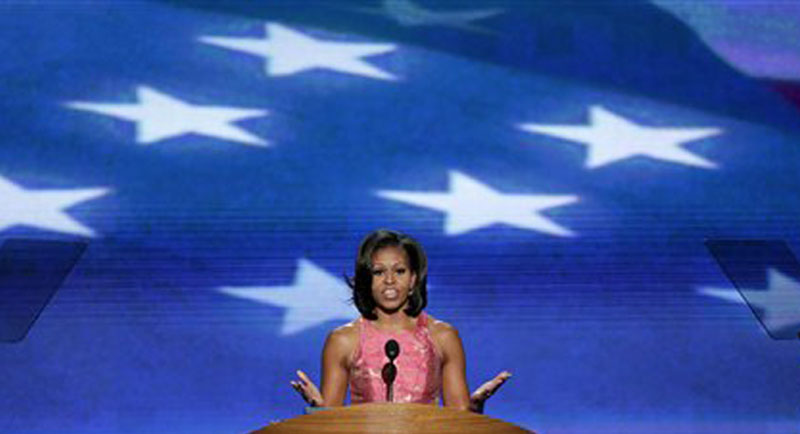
(200, 23), (397, 80)
(519, 105), (722, 169)
(697, 286), (746, 304)
(356, 0), (504, 32)
(699, 269), (800, 334)
(219, 259), (356, 335)
(66, 86), (268, 146)
(0, 175), (109, 237)
(740, 269), (800, 334)
(377, 171), (577, 236)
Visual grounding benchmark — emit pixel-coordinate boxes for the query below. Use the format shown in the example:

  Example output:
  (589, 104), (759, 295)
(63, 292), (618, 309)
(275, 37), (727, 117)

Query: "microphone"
(385, 339), (400, 360)
(382, 339), (400, 402)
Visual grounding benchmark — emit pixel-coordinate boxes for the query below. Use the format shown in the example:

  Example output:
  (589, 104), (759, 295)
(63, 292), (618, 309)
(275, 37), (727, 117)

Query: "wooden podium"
(252, 403), (534, 434)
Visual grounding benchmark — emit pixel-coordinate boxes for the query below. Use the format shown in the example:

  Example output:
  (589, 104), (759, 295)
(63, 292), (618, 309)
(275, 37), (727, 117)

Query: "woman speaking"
(291, 229), (510, 413)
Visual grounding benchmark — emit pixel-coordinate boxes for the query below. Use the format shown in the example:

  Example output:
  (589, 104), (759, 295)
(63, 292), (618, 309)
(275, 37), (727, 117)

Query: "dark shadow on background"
(706, 239), (800, 340)
(0, 239), (87, 343)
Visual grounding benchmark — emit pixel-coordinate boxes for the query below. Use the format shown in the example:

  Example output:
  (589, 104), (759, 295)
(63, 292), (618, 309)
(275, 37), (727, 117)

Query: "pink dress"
(348, 312), (442, 404)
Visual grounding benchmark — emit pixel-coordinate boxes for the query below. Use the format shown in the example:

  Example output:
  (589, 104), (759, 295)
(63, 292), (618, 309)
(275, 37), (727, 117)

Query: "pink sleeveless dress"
(348, 312), (442, 404)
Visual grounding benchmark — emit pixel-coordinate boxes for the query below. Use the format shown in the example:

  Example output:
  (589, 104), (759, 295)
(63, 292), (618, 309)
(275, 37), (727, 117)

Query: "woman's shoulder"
(322, 319), (361, 367)
(425, 314), (460, 341)
(424, 314), (463, 362)
(325, 319), (360, 348)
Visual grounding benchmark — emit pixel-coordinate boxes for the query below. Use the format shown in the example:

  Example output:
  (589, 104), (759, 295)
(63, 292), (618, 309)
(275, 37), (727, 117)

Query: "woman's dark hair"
(347, 229), (428, 320)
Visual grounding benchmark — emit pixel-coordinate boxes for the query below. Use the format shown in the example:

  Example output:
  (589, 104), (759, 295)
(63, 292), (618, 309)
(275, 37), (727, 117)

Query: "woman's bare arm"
(435, 323), (471, 411)
(319, 325), (357, 407)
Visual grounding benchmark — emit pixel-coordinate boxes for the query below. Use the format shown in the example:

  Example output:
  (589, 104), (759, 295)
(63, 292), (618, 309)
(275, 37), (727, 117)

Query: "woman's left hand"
(469, 371), (511, 414)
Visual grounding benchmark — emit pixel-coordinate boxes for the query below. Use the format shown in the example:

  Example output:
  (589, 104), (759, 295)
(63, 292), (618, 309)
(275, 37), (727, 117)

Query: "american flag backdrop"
(1, 1), (799, 433)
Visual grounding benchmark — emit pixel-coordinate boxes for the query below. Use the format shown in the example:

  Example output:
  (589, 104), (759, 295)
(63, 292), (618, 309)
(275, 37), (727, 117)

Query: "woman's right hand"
(290, 370), (323, 407)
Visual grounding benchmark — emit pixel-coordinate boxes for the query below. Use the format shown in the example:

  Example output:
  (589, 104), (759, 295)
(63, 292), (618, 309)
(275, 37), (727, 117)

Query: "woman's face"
(370, 245), (417, 314)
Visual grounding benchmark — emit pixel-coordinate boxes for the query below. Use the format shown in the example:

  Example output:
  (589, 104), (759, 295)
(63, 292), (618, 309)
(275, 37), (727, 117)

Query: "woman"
(291, 229), (510, 413)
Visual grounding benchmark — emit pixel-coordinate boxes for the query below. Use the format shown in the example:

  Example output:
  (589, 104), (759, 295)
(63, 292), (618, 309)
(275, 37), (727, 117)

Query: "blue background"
(0, 1), (798, 433)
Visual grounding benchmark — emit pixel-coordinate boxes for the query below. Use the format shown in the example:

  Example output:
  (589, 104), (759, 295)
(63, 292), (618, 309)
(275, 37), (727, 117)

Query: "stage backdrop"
(0, 1), (799, 433)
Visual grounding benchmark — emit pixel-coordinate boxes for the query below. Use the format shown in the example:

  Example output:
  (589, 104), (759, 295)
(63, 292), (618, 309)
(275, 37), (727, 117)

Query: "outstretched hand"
(290, 369), (511, 413)
(290, 370), (323, 407)
(469, 371), (511, 414)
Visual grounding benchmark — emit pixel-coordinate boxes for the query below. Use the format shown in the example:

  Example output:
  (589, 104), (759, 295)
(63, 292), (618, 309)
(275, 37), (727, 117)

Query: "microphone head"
(385, 339), (400, 360)
(381, 363), (397, 385)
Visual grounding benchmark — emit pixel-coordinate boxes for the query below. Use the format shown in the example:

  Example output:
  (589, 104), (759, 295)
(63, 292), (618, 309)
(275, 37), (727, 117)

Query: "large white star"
(219, 259), (356, 335)
(0, 175), (109, 237)
(66, 86), (268, 146)
(699, 269), (800, 334)
(200, 23), (397, 80)
(377, 171), (578, 236)
(356, 0), (504, 32)
(519, 105), (722, 169)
